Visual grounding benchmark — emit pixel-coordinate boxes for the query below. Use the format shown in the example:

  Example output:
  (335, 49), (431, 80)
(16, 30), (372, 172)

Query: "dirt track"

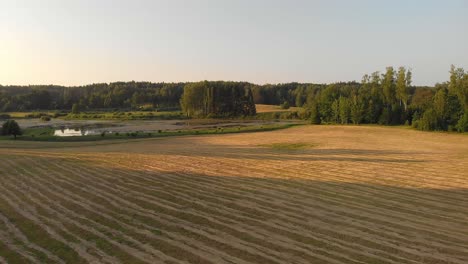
(0, 125), (467, 263)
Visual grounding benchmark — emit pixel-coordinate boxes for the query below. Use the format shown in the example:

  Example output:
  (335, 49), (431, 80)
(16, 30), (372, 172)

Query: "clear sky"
(1, 0), (467, 86)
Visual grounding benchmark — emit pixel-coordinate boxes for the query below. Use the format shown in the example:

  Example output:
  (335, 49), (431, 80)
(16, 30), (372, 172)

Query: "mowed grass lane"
(0, 125), (467, 263)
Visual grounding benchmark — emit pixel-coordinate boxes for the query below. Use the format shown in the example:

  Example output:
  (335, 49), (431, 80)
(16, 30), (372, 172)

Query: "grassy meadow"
(0, 125), (467, 263)
(6, 123), (297, 142)
(0, 110), (186, 120)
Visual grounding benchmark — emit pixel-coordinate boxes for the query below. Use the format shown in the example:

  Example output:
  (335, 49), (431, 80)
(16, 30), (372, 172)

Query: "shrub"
(411, 112), (421, 128)
(40, 116), (51, 121)
(141, 106), (155, 111)
(310, 107), (320, 124)
(280, 112), (298, 119)
(456, 112), (468, 132)
(71, 103), (80, 114)
(101, 131), (106, 137)
(280, 101), (290, 109)
(417, 108), (438, 131)
(0, 114), (11, 120)
(26, 112), (49, 118)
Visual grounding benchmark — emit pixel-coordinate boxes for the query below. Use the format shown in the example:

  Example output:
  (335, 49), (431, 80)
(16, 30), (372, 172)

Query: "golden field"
(0, 125), (467, 263)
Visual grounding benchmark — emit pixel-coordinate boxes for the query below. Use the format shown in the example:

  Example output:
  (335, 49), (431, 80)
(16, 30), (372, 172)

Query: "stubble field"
(0, 125), (467, 264)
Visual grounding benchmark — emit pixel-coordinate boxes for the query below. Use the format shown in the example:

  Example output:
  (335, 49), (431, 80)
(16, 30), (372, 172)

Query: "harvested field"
(0, 125), (467, 263)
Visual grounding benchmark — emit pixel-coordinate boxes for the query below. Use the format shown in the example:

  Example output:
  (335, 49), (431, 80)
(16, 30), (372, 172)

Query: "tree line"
(0, 82), (185, 111)
(304, 65), (467, 132)
(1, 66), (467, 132)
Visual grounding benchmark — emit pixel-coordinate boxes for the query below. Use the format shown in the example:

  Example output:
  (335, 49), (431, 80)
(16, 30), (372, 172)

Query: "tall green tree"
(295, 86), (305, 107)
(331, 99), (340, 124)
(180, 82), (207, 117)
(350, 95), (364, 124)
(382, 67), (396, 105)
(310, 101), (320, 124)
(449, 65), (468, 110)
(433, 88), (447, 124)
(406, 68), (412, 89)
(338, 97), (350, 124)
(396, 67), (409, 110)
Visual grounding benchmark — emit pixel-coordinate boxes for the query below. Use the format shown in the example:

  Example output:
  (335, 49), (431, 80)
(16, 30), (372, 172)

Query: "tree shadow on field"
(2, 153), (468, 264)
(168, 144), (428, 163)
(87, 165), (468, 263)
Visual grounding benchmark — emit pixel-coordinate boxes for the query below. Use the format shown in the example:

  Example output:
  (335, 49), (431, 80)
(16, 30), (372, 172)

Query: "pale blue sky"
(1, 0), (467, 86)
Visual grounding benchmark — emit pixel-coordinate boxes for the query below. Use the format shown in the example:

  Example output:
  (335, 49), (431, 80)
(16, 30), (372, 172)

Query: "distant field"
(0, 126), (468, 263)
(0, 110), (185, 120)
(65, 110), (185, 120)
(1, 112), (58, 118)
(255, 104), (303, 113)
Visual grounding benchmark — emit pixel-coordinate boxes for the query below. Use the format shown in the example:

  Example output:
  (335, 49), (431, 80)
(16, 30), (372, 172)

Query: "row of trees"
(0, 80), (402, 113)
(307, 67), (414, 126)
(1, 66), (467, 132)
(306, 65), (468, 132)
(413, 66), (468, 132)
(180, 81), (256, 117)
(0, 82), (185, 111)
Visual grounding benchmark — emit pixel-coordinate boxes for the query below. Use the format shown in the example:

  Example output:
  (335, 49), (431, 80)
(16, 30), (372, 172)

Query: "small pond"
(54, 128), (100, 137)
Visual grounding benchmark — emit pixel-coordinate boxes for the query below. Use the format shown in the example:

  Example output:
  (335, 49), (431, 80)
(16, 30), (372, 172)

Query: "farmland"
(0, 125), (467, 263)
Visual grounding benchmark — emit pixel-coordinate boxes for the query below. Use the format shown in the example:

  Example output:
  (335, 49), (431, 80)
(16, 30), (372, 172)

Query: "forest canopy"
(0, 82), (185, 111)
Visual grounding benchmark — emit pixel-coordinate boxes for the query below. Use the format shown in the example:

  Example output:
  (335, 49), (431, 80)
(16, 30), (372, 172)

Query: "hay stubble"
(0, 125), (467, 263)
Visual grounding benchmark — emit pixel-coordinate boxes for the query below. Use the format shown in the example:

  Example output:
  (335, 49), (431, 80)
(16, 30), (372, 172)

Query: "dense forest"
(180, 81), (256, 117)
(1, 65), (467, 132)
(0, 82), (185, 111)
